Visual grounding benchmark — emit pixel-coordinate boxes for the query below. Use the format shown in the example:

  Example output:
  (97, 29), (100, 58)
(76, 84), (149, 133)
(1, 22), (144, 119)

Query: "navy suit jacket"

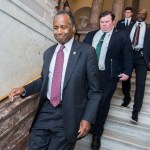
(142, 24), (150, 69)
(22, 40), (101, 142)
(116, 19), (136, 33)
(83, 28), (133, 80)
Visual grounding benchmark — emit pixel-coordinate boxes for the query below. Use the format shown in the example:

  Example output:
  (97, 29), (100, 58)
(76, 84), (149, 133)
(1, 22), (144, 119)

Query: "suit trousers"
(28, 99), (76, 150)
(28, 129), (76, 150)
(133, 56), (147, 112)
(93, 71), (118, 138)
(122, 78), (131, 102)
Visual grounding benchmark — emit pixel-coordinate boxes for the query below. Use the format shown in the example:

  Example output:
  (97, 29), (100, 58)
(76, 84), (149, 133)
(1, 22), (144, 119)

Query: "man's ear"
(72, 25), (76, 34)
(112, 20), (116, 26)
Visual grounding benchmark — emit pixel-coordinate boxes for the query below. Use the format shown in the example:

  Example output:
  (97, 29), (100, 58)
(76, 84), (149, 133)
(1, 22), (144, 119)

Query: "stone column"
(112, 0), (125, 25)
(132, 0), (140, 19)
(89, 0), (104, 29)
(77, 0), (104, 42)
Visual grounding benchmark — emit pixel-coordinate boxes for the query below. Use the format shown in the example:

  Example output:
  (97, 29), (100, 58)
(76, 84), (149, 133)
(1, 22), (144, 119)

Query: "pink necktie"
(50, 45), (65, 107)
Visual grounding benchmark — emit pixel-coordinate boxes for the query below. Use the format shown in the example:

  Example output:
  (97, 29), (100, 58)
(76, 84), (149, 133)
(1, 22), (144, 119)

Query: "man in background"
(116, 7), (136, 33)
(123, 9), (150, 124)
(83, 11), (133, 150)
(116, 7), (136, 107)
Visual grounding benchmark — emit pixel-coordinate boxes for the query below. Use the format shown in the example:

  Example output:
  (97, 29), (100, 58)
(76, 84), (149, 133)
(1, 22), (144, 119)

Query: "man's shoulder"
(83, 30), (99, 44)
(146, 23), (150, 28)
(86, 30), (99, 36)
(130, 19), (136, 24)
(113, 28), (129, 39)
(44, 43), (57, 54)
(145, 24), (150, 33)
(117, 19), (125, 24)
(74, 40), (94, 49)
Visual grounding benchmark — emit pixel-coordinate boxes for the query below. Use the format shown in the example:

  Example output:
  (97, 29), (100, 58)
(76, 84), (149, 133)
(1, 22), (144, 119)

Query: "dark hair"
(125, 7), (133, 12)
(54, 10), (75, 25)
(99, 11), (115, 21)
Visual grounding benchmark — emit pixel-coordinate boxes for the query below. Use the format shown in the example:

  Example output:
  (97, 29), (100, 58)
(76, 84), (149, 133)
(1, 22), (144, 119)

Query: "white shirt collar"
(58, 37), (74, 52)
(135, 21), (145, 27)
(125, 18), (131, 21)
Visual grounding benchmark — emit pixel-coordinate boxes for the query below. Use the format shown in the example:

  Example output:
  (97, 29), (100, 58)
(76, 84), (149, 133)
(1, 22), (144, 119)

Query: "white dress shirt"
(125, 17), (131, 26)
(130, 21), (146, 49)
(47, 38), (74, 100)
(92, 28), (113, 70)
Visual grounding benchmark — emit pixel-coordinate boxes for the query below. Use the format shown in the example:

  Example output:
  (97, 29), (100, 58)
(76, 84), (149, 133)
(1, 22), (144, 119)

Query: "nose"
(57, 28), (63, 34)
(103, 22), (106, 26)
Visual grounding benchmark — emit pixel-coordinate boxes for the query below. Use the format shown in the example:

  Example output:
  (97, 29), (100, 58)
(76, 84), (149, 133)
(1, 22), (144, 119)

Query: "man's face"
(124, 10), (133, 19)
(137, 9), (147, 22)
(53, 14), (75, 44)
(100, 14), (114, 32)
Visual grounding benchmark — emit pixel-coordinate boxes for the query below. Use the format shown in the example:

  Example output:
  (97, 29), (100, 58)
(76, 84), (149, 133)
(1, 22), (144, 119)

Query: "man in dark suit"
(116, 7), (136, 107)
(123, 9), (150, 124)
(9, 10), (101, 150)
(116, 7), (136, 33)
(83, 11), (133, 150)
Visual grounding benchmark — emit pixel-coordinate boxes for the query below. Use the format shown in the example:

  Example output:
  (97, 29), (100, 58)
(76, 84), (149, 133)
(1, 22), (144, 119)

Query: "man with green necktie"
(83, 11), (133, 150)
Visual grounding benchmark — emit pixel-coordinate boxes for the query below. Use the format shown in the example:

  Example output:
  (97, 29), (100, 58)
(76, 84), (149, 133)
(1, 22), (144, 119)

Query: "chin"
(56, 39), (64, 44)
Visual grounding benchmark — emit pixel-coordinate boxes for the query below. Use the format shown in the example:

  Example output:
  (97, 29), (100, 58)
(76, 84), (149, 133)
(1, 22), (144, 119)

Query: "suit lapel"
(44, 44), (57, 77)
(143, 24), (150, 49)
(108, 28), (118, 50)
(145, 24), (150, 38)
(63, 41), (81, 90)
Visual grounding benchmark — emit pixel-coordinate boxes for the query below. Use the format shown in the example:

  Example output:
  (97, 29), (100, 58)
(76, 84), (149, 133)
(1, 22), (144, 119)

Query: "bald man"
(122, 9), (150, 124)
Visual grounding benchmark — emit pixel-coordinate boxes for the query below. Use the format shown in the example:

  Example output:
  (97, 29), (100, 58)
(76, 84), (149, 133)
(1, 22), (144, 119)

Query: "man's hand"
(118, 73), (129, 81)
(9, 87), (25, 101)
(77, 120), (91, 138)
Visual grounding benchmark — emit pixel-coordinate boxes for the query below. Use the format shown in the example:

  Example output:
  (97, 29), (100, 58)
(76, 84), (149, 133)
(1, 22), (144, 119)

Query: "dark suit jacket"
(22, 40), (101, 142)
(116, 19), (136, 33)
(142, 24), (150, 69)
(83, 28), (133, 80)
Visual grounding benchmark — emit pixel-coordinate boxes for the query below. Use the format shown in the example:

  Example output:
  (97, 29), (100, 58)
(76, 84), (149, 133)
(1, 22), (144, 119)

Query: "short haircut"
(54, 10), (75, 25)
(125, 7), (133, 12)
(99, 11), (115, 21)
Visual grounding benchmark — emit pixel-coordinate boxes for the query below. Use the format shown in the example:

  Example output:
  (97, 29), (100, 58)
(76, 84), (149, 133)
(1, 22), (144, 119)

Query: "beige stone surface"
(0, 0), (56, 100)
(0, 95), (39, 150)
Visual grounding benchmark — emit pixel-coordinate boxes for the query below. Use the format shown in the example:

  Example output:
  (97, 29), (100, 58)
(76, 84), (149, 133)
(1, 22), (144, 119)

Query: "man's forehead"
(125, 10), (132, 13)
(138, 9), (147, 15)
(100, 15), (112, 20)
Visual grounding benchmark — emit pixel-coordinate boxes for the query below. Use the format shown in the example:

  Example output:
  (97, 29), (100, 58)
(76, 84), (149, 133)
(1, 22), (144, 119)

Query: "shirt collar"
(135, 21), (145, 27)
(58, 37), (74, 52)
(100, 26), (114, 34)
(125, 18), (131, 21)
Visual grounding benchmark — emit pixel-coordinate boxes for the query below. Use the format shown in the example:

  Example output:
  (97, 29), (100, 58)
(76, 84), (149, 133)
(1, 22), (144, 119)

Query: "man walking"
(9, 10), (101, 150)
(83, 11), (133, 150)
(116, 7), (136, 107)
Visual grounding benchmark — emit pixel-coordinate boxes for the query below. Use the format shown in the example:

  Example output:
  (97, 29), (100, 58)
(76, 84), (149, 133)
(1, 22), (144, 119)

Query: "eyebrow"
(139, 13), (147, 15)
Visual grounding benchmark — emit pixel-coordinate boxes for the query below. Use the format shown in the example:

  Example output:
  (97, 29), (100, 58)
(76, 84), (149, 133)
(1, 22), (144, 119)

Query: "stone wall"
(0, 0), (57, 149)
(0, 95), (39, 150)
(0, 0), (57, 100)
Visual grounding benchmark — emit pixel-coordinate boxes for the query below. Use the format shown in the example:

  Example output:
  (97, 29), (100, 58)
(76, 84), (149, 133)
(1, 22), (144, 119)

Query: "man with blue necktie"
(116, 7), (136, 107)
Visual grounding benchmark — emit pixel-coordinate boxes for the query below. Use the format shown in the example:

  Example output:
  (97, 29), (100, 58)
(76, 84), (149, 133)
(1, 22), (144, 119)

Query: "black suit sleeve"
(82, 46), (102, 124)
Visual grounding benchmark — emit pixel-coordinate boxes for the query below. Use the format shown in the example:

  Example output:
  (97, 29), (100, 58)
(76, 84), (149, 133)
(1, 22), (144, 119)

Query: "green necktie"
(96, 32), (106, 60)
